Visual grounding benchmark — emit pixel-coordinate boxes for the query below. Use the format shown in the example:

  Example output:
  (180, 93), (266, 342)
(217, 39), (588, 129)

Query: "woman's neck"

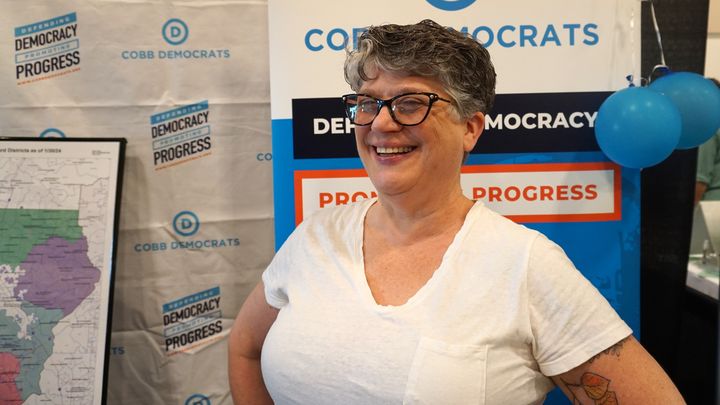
(367, 187), (474, 245)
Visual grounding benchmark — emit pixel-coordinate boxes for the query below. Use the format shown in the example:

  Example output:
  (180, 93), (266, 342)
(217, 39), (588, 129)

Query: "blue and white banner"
(269, 2), (641, 402)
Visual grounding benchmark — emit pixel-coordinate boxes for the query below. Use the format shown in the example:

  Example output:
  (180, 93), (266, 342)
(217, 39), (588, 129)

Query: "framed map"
(0, 138), (125, 404)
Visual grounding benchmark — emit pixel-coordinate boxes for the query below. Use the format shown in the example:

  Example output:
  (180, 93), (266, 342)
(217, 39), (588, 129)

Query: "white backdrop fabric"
(1, 1), (273, 404)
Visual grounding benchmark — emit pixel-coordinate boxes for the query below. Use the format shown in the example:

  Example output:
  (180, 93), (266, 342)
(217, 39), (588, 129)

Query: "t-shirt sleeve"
(527, 233), (632, 377)
(262, 227), (302, 309)
(696, 132), (719, 184)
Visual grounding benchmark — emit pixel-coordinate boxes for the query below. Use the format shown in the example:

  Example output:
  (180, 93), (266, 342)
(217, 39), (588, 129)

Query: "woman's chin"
(369, 177), (416, 198)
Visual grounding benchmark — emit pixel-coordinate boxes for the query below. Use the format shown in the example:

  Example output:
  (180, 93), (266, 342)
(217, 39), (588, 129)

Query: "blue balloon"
(595, 87), (681, 169)
(649, 72), (720, 149)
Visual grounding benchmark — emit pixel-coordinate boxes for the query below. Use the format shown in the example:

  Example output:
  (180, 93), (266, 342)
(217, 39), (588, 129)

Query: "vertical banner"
(269, 1), (640, 402)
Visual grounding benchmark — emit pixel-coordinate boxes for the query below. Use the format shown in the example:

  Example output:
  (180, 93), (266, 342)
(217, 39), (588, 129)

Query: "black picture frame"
(0, 136), (126, 404)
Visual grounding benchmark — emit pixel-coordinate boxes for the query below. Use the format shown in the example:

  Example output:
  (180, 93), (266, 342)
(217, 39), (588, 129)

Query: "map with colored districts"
(0, 140), (122, 405)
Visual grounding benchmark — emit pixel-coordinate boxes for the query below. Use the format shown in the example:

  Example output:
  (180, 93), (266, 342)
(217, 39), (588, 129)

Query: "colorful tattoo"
(561, 338), (631, 404)
(563, 372), (618, 405)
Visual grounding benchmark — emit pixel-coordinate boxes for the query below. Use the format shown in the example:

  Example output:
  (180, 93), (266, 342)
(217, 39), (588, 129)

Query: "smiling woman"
(228, 19), (685, 405)
(348, 70), (476, 199)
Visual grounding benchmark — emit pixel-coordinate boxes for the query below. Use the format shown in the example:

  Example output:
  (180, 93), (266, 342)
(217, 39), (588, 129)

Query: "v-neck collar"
(354, 198), (481, 315)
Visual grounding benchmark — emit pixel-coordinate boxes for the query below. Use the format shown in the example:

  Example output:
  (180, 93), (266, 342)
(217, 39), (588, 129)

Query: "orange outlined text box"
(294, 162), (621, 224)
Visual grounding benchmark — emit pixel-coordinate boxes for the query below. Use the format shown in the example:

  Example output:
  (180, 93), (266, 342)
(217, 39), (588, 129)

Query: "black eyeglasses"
(341, 92), (452, 126)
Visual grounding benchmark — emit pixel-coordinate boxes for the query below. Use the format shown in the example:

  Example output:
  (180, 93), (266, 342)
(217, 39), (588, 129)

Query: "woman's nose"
(371, 105), (402, 132)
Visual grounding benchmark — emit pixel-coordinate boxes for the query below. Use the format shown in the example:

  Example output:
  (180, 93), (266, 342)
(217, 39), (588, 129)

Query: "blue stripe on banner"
(151, 101), (209, 125)
(162, 286), (220, 313)
(272, 118), (366, 250)
(15, 13), (77, 37)
(272, 119), (297, 250)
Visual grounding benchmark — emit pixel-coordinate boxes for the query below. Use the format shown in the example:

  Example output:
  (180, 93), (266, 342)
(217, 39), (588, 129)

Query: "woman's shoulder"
(450, 202), (543, 267)
(281, 198), (373, 248)
(469, 201), (540, 241)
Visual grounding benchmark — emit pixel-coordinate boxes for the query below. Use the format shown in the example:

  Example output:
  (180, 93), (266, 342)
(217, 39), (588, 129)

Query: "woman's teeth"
(376, 146), (414, 154)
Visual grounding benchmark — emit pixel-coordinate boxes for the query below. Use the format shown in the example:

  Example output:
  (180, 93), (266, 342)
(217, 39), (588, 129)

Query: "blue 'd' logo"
(39, 128), (66, 138)
(162, 18), (189, 45)
(173, 210), (199, 237)
(185, 393), (211, 405)
(426, 0), (477, 11)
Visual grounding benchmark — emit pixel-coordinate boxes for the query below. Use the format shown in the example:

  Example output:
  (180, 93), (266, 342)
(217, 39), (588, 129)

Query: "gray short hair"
(344, 19), (496, 119)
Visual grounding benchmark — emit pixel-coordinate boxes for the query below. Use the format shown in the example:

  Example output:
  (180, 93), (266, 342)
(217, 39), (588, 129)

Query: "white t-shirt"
(261, 199), (631, 405)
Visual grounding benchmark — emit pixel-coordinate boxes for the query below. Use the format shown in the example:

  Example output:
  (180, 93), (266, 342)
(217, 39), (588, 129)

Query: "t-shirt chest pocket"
(403, 337), (488, 405)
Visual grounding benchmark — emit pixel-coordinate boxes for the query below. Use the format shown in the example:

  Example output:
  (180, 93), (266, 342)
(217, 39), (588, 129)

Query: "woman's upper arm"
(228, 283), (279, 404)
(228, 281), (279, 359)
(550, 335), (685, 404)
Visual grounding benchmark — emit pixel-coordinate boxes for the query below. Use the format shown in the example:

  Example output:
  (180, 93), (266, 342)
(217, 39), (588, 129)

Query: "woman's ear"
(463, 112), (484, 152)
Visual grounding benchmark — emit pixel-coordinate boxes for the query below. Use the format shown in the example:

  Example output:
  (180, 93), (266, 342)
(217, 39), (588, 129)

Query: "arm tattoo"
(558, 338), (630, 404)
(561, 372), (618, 405)
(588, 336), (630, 364)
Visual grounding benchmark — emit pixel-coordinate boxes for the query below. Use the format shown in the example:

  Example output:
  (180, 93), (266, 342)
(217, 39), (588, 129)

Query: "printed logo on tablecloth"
(185, 394), (211, 405)
(162, 287), (223, 355)
(256, 152), (273, 162)
(131, 210), (240, 253)
(14, 12), (81, 85)
(173, 210), (200, 237)
(150, 100), (212, 170)
(162, 18), (189, 46)
(39, 128), (66, 138)
(120, 18), (229, 61)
